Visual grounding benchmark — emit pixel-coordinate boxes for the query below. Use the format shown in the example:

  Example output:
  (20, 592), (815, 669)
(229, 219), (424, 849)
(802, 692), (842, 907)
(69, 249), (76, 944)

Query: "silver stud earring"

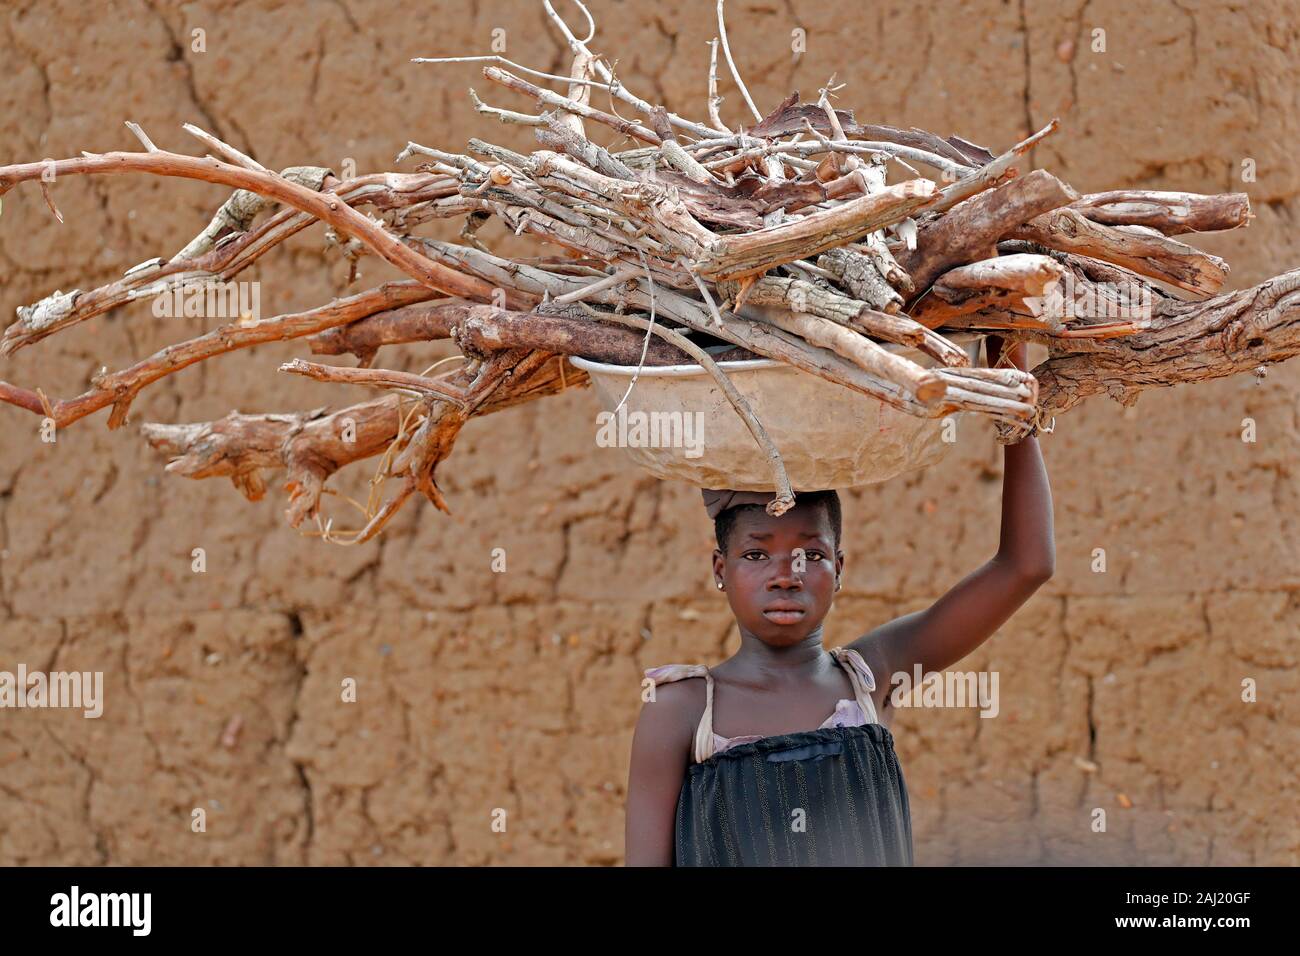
(716, 581), (724, 590)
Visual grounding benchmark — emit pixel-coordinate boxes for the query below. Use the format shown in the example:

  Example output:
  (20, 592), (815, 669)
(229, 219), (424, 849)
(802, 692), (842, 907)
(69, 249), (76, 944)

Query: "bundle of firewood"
(1, 0), (1297, 539)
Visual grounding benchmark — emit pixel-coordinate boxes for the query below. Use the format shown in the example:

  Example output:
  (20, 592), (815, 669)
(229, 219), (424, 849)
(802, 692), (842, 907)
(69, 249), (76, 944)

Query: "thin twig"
(688, 266), (727, 328)
(279, 358), (471, 407)
(551, 264), (643, 305)
(469, 88), (547, 127)
(610, 250), (661, 413)
(411, 54), (619, 91)
(716, 0), (764, 124)
(124, 121), (159, 152)
(181, 122), (268, 172)
(706, 38), (731, 133)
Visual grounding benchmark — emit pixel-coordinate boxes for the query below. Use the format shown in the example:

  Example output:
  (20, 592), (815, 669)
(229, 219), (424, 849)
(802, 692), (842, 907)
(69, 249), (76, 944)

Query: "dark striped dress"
(645, 646), (913, 867)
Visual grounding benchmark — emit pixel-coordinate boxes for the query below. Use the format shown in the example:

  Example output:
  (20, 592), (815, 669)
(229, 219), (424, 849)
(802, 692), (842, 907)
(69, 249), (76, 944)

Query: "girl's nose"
(766, 556), (803, 589)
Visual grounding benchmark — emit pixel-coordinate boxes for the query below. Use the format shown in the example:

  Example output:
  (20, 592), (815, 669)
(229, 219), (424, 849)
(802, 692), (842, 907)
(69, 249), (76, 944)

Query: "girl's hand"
(985, 334), (1028, 372)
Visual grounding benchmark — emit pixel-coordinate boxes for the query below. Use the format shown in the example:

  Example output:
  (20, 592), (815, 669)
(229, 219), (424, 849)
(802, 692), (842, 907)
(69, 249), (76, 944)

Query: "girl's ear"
(712, 549), (726, 584)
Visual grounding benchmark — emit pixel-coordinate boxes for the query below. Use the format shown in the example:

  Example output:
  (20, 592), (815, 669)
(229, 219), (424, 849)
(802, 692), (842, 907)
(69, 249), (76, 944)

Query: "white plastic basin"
(569, 331), (982, 491)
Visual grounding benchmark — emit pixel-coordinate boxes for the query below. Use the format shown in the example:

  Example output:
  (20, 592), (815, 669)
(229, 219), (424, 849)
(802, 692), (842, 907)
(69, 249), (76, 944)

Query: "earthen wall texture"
(1, 0), (1296, 865)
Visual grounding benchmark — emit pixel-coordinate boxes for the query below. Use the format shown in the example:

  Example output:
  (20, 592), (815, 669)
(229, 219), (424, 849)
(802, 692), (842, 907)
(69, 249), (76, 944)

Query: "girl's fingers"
(985, 334), (1005, 366)
(986, 334), (1028, 371)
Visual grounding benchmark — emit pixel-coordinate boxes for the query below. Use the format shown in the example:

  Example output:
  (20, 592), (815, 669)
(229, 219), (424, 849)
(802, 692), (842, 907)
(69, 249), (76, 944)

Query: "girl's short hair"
(714, 490), (842, 554)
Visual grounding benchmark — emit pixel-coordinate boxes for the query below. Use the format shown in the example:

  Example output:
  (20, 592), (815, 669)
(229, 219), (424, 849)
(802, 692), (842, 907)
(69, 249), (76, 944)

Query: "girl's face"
(712, 503), (844, 645)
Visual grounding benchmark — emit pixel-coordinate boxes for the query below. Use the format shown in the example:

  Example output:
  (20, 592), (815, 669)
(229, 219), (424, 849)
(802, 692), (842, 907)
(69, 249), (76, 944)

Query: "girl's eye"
(806, 551), (826, 562)
(743, 551), (766, 560)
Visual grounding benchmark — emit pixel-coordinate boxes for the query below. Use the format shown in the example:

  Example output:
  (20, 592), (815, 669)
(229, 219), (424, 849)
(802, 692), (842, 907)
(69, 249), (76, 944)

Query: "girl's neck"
(730, 628), (831, 679)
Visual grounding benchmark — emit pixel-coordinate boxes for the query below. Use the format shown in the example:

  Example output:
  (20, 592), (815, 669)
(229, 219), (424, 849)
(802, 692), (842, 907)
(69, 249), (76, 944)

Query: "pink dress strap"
(644, 664), (716, 764)
(828, 646), (879, 724)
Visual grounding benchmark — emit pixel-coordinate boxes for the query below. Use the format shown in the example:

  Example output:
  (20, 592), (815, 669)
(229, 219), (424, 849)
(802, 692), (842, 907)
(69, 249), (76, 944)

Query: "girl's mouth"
(762, 607), (806, 625)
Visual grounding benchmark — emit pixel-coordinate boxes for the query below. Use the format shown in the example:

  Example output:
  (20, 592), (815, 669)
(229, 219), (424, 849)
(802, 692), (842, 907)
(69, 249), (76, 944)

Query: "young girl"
(624, 338), (1055, 866)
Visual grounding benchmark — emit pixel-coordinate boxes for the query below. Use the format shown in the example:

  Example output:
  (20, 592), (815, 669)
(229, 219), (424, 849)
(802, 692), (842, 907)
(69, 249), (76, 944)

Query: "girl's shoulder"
(642, 664), (711, 726)
(644, 663), (712, 686)
(638, 663), (711, 761)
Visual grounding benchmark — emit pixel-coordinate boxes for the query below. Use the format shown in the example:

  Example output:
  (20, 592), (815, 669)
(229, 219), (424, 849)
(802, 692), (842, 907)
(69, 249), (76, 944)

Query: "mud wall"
(0, 0), (1296, 865)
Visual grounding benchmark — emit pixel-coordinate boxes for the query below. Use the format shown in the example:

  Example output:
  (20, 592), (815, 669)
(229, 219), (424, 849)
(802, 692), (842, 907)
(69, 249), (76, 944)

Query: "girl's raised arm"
(850, 337), (1056, 680)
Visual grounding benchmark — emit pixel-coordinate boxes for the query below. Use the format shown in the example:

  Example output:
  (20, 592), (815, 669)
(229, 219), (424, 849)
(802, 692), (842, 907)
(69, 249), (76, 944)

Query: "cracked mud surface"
(1, 0), (1297, 864)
